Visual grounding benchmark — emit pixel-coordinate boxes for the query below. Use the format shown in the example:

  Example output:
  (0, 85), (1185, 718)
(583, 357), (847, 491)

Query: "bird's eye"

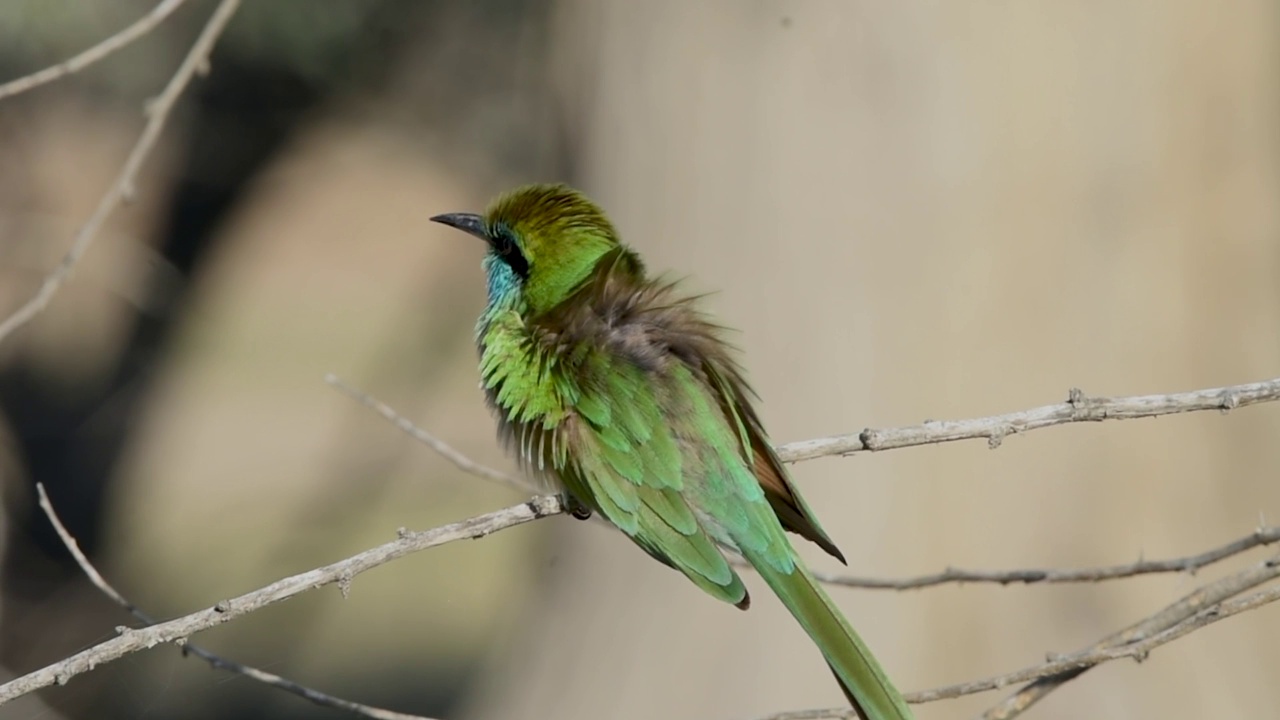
(490, 225), (530, 279)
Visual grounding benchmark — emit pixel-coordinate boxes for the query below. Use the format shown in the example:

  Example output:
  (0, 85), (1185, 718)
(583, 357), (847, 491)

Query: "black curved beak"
(429, 212), (487, 241)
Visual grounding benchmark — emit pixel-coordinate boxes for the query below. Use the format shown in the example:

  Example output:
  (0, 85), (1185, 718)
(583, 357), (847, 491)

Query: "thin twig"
(809, 524), (1280, 590)
(0, 0), (191, 101)
(325, 374), (528, 490)
(757, 557), (1280, 720)
(976, 558), (1280, 719)
(34, 484), (436, 720)
(924, 558), (1280, 705)
(332, 375), (1280, 596)
(0, 495), (566, 705)
(0, 0), (240, 346)
(334, 372), (1280, 472)
(333, 375), (1280, 594)
(13, 482), (1279, 714)
(13, 481), (1280, 714)
(776, 378), (1280, 462)
(330, 369), (1280, 481)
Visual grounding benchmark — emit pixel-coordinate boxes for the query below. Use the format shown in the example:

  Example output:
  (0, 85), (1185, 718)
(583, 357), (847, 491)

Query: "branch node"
(857, 427), (879, 450)
(987, 426), (1010, 449)
(214, 600), (232, 613)
(338, 572), (354, 599)
(1067, 387), (1109, 421)
(529, 495), (562, 517)
(1219, 390), (1240, 413)
(397, 526), (411, 539)
(114, 625), (132, 636)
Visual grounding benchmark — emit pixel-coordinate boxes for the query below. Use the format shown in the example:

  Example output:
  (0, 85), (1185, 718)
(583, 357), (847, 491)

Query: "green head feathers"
(431, 183), (633, 314)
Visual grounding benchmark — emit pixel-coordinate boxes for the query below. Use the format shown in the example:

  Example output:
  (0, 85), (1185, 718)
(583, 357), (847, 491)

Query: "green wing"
(553, 338), (813, 608)
(556, 352), (754, 606)
(558, 354), (914, 720)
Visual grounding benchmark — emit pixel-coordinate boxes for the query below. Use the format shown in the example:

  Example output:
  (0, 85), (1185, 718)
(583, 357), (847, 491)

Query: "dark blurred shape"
(0, 1), (567, 717)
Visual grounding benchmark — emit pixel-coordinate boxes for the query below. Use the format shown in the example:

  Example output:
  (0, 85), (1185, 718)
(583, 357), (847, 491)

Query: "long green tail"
(744, 547), (914, 720)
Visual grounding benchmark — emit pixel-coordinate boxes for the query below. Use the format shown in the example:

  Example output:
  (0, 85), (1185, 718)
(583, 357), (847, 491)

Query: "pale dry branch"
(34, 484), (437, 720)
(330, 370), (1280, 475)
(326, 373), (526, 490)
(926, 557), (1280, 707)
(810, 523), (1280, 590)
(333, 375), (1280, 594)
(0, 494), (565, 705)
(976, 556), (1280, 719)
(0, 0), (191, 100)
(323, 375), (1280, 717)
(16, 480), (1275, 715)
(758, 556), (1280, 720)
(776, 377), (1280, 461)
(0, 0), (240, 346)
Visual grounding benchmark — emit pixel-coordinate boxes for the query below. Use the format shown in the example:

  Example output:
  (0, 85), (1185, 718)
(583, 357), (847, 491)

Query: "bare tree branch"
(0, 0), (191, 101)
(810, 523), (1280, 590)
(13, 476), (1278, 715)
(321, 374), (1280, 718)
(325, 374), (526, 490)
(333, 371), (1280, 479)
(34, 484), (437, 720)
(0, 0), (240, 346)
(757, 556), (1280, 720)
(333, 376), (1280, 596)
(0, 494), (565, 705)
(927, 558), (1280, 707)
(975, 558), (1280, 719)
(11, 424), (1280, 716)
(776, 378), (1280, 462)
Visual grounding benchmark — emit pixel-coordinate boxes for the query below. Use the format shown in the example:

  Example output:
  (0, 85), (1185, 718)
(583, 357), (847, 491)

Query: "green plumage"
(431, 184), (914, 720)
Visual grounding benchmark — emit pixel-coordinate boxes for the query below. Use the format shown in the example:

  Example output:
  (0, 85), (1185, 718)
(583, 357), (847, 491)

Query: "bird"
(431, 183), (913, 720)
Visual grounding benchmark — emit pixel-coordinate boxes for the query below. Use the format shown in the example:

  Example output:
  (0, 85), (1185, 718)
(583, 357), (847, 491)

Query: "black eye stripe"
(490, 224), (530, 279)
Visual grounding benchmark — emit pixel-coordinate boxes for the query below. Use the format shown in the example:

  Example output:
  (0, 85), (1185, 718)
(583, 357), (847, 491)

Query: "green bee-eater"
(431, 183), (913, 720)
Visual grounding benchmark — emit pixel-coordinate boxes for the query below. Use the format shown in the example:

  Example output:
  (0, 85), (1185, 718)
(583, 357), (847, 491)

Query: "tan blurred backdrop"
(1, 2), (1278, 720)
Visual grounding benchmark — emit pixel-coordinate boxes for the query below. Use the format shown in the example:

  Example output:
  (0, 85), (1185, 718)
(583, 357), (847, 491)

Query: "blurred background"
(1, 1), (1278, 719)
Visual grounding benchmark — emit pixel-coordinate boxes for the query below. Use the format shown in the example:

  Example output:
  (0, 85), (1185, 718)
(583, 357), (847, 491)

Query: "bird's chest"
(476, 318), (580, 477)
(477, 315), (576, 427)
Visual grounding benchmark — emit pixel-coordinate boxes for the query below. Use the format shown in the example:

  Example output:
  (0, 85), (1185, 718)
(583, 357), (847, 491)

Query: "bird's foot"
(561, 493), (593, 521)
